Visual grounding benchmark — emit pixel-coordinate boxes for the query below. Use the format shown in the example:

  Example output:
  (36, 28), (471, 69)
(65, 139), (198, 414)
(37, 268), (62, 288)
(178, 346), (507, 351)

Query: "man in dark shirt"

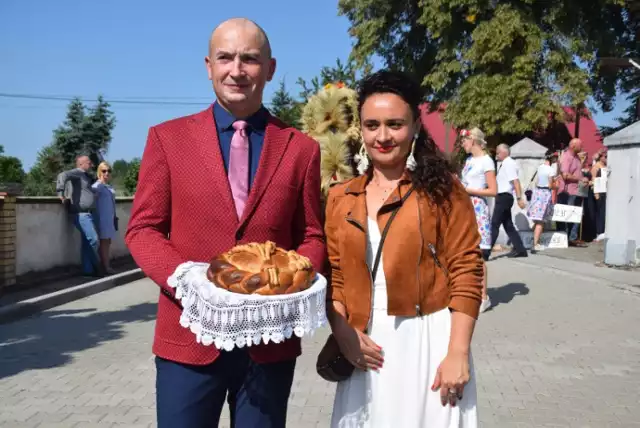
(56, 155), (102, 276)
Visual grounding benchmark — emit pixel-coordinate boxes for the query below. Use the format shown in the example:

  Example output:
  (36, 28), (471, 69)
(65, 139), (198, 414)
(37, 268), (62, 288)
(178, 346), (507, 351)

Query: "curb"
(502, 255), (640, 296)
(0, 268), (147, 324)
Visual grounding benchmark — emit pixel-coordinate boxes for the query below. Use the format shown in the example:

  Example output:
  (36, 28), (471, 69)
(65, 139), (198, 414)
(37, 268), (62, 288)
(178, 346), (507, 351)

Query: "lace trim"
(167, 262), (328, 351)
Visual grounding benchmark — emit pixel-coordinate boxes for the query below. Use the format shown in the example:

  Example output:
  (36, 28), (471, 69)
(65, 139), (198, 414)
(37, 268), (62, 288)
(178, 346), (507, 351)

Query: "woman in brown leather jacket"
(325, 70), (484, 427)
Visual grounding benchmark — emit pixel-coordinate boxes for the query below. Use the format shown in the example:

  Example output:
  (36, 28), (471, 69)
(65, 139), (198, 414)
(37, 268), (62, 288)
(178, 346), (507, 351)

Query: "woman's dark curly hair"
(357, 70), (456, 205)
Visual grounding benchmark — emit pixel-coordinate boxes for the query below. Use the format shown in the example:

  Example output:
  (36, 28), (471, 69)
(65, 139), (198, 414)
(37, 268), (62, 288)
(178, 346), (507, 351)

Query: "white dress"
(330, 218), (479, 428)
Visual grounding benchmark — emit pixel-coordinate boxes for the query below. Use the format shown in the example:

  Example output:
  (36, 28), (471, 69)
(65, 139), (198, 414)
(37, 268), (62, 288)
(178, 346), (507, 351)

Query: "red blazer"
(125, 105), (326, 366)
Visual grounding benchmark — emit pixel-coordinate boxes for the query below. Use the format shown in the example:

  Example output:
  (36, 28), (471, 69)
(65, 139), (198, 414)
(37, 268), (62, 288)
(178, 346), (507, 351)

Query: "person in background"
(556, 138), (589, 247)
(591, 149), (608, 241)
(459, 127), (496, 314)
(92, 161), (117, 274)
(56, 154), (102, 277)
(527, 150), (559, 252)
(490, 144), (528, 258)
(578, 151), (598, 242)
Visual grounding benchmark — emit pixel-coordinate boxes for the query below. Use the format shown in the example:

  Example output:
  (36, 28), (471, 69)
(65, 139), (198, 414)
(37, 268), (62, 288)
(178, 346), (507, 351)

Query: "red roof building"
(419, 104), (605, 163)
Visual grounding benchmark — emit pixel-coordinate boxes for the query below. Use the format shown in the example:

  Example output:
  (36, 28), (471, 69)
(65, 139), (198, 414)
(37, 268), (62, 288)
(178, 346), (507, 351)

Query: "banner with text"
(519, 231), (569, 249)
(549, 204), (583, 224)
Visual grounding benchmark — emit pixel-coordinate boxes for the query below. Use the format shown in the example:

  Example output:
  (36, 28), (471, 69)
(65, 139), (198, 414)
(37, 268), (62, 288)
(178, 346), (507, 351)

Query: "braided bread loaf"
(206, 241), (315, 295)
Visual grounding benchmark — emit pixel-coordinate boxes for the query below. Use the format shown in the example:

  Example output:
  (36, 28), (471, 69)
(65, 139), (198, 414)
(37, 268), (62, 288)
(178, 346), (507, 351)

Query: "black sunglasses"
(101, 169), (111, 173)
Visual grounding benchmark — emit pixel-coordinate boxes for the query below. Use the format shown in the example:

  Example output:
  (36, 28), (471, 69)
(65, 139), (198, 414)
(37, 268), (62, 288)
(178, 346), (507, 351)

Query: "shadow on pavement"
(0, 302), (156, 380)
(487, 282), (529, 309)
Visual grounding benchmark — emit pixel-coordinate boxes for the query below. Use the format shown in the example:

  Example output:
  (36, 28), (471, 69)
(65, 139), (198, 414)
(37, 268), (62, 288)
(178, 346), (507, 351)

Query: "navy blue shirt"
(213, 101), (268, 189)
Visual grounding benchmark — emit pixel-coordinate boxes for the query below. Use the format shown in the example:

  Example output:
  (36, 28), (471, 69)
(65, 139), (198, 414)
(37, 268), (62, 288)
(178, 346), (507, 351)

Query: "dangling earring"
(405, 134), (418, 171)
(354, 143), (370, 175)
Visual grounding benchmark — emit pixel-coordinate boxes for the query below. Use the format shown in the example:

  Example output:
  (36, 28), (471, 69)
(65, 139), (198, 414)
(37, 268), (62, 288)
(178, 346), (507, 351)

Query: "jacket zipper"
(428, 243), (449, 279)
(416, 198), (424, 316)
(346, 214), (372, 333)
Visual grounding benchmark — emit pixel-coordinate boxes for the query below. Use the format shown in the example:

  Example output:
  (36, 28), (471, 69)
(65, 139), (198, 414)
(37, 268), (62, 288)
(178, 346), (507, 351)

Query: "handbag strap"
(370, 186), (415, 280)
(525, 170), (538, 192)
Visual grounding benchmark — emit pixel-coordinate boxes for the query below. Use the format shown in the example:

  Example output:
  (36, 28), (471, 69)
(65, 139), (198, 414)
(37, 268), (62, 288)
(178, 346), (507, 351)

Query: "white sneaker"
(595, 233), (606, 242)
(480, 297), (492, 313)
(534, 244), (544, 252)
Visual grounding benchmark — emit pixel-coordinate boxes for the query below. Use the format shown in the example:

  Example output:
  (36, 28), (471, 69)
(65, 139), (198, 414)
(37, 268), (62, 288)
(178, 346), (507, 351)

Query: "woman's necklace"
(371, 178), (398, 203)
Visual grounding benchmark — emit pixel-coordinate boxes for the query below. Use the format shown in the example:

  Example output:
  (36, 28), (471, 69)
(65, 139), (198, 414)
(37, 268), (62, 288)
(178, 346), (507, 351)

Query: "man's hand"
(517, 198), (525, 209)
(59, 196), (66, 204)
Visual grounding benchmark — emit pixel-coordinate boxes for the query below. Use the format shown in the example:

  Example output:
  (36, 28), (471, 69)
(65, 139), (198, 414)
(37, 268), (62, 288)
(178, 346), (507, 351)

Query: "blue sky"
(0, 0), (630, 170)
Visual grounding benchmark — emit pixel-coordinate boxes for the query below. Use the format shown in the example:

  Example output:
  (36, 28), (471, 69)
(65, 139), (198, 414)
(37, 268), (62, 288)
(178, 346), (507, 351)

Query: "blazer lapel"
(238, 118), (293, 228)
(191, 106), (237, 223)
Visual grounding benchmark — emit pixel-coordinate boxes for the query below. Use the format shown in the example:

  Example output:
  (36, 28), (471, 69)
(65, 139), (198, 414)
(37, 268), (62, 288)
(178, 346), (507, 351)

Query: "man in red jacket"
(125, 18), (325, 428)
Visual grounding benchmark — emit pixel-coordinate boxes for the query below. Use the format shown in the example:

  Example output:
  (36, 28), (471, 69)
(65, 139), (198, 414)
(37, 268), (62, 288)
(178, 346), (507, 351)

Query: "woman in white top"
(590, 149), (608, 241)
(459, 128), (496, 313)
(527, 150), (558, 252)
(324, 70), (483, 428)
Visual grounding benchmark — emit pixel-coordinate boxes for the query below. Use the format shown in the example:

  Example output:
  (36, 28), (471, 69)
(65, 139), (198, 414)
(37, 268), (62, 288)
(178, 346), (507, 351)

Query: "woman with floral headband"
(527, 150), (559, 252)
(459, 127), (496, 313)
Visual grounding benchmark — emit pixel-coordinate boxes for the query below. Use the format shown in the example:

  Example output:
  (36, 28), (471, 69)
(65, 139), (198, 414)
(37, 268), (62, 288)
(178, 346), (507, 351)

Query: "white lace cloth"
(167, 262), (328, 351)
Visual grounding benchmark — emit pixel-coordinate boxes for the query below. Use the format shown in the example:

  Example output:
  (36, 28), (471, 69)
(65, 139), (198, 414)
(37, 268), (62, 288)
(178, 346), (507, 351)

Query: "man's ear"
(267, 58), (277, 81)
(205, 56), (213, 81)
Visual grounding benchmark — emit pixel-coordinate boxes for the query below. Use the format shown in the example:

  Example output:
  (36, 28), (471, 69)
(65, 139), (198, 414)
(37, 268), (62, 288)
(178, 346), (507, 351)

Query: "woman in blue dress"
(92, 162), (117, 274)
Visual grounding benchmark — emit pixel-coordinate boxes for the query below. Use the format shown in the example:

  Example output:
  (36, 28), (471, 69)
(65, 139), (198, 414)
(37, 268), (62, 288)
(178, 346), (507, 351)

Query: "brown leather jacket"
(324, 174), (484, 332)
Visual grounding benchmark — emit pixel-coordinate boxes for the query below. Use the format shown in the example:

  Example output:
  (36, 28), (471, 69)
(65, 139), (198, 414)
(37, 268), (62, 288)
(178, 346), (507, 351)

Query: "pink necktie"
(228, 120), (249, 220)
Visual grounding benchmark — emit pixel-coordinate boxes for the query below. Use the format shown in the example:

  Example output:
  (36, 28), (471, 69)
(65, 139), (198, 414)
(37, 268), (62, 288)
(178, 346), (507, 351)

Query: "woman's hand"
(431, 350), (471, 407)
(333, 319), (384, 371)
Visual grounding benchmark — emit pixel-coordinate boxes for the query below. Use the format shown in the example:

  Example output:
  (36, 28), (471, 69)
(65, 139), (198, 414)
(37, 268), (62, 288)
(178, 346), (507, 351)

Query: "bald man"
(56, 154), (102, 276)
(556, 138), (589, 246)
(126, 18), (325, 428)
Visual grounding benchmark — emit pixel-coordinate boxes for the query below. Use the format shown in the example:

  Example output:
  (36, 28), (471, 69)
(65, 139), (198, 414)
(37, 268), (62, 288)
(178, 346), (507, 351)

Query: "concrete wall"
(15, 197), (133, 277)
(604, 121), (640, 266)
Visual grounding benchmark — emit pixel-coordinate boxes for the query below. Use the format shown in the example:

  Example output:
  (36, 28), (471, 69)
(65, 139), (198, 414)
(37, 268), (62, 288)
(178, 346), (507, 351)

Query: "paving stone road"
(1, 255), (640, 427)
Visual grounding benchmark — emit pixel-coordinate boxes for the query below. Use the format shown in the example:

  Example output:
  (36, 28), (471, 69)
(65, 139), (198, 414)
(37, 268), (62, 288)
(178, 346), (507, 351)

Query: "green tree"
(25, 96), (117, 195)
(123, 158), (140, 196)
(83, 96), (116, 166)
(52, 96), (116, 168)
(22, 144), (64, 196)
(53, 98), (86, 166)
(109, 158), (132, 194)
(111, 159), (130, 178)
(269, 79), (302, 128)
(0, 145), (26, 184)
(598, 10), (640, 136)
(338, 0), (633, 137)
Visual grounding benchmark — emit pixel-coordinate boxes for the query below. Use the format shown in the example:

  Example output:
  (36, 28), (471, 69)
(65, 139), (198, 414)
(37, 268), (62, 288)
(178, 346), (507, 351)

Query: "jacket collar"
(344, 172), (413, 196)
(342, 171), (415, 218)
(213, 101), (269, 135)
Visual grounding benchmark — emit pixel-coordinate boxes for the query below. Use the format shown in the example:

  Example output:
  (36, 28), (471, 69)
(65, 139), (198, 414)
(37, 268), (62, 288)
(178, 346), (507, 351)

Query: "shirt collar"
(213, 101), (269, 135)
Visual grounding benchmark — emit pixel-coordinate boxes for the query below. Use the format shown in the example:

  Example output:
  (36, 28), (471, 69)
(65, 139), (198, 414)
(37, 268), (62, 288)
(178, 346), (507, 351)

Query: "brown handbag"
(316, 186), (415, 382)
